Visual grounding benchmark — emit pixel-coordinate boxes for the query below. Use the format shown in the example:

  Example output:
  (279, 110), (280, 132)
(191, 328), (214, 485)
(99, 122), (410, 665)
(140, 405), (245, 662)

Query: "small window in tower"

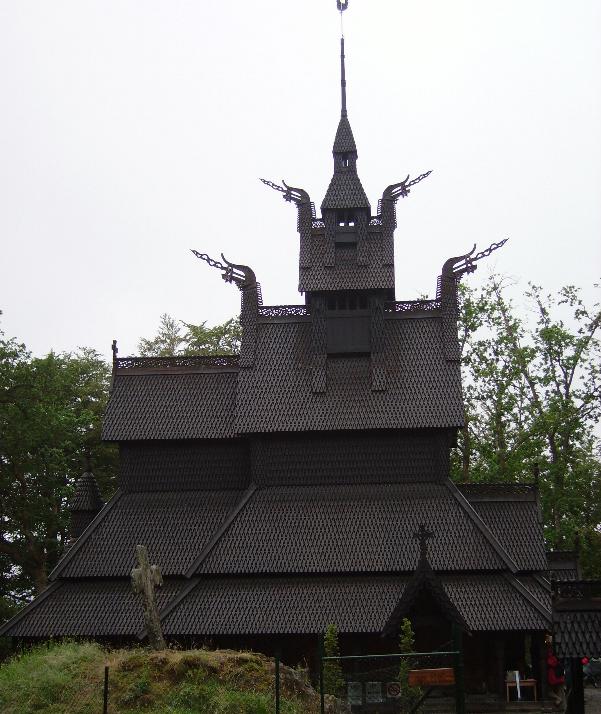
(325, 291), (370, 312)
(337, 210), (355, 228)
(341, 154), (350, 168)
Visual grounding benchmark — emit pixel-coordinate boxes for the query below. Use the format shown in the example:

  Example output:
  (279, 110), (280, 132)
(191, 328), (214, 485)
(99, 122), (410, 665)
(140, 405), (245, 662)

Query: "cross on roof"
(413, 523), (434, 566)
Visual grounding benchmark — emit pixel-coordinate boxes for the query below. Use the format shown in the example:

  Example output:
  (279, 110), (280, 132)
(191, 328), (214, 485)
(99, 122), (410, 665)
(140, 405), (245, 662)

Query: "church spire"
(340, 35), (347, 118)
(322, 0), (369, 212)
(331, 0), (357, 157)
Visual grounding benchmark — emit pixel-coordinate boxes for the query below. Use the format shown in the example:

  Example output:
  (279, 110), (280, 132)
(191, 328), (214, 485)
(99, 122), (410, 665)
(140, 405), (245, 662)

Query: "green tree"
(138, 314), (241, 356)
(138, 314), (185, 356)
(182, 317), (241, 355)
(453, 278), (601, 571)
(0, 325), (117, 614)
(398, 617), (421, 711)
(322, 623), (345, 697)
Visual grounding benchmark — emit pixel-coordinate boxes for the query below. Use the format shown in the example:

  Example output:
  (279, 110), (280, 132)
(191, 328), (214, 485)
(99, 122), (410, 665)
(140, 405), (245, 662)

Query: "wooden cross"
(131, 544), (166, 650)
(413, 523), (434, 565)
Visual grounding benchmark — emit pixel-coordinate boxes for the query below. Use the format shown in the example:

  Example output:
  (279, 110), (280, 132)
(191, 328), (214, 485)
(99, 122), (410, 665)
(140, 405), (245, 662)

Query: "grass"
(0, 641), (327, 714)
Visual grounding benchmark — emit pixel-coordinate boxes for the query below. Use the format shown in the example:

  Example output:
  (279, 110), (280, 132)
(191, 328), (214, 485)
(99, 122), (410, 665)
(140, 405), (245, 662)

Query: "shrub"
(322, 623), (345, 697)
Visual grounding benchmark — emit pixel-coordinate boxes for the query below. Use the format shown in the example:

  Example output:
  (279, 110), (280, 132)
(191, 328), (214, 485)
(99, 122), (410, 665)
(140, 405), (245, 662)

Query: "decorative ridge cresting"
(384, 299), (440, 314)
(552, 580), (601, 599)
(115, 355), (239, 371)
(458, 483), (537, 496)
(258, 305), (310, 318)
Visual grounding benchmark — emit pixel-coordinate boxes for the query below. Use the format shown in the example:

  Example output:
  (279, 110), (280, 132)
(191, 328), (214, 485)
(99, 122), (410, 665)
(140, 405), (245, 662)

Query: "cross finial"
(413, 524), (434, 565)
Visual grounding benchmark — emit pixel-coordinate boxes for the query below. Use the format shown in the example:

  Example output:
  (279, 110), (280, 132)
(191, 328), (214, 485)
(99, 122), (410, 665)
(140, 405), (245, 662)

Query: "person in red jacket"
(547, 646), (565, 707)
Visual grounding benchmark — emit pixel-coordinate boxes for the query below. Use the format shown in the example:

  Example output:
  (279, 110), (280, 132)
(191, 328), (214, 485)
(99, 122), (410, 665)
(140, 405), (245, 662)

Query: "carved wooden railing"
(115, 355), (239, 370)
(384, 299), (441, 313)
(258, 305), (310, 318)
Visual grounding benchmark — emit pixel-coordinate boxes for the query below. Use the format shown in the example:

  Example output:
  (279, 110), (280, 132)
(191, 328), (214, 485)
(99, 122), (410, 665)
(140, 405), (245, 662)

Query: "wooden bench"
(506, 678), (537, 702)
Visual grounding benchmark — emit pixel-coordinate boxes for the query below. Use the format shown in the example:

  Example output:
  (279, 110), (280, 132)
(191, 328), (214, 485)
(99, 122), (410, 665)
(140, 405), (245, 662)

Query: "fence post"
(318, 633), (325, 714)
(452, 624), (465, 714)
(103, 665), (109, 714)
(275, 652), (281, 714)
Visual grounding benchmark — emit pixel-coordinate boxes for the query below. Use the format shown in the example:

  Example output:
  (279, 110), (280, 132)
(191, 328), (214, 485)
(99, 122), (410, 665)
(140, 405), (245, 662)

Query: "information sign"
(408, 667), (455, 687)
(365, 681), (383, 703)
(347, 681), (362, 706)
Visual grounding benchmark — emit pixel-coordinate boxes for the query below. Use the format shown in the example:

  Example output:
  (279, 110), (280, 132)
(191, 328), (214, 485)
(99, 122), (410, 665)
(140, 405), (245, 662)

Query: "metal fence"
(318, 643), (465, 714)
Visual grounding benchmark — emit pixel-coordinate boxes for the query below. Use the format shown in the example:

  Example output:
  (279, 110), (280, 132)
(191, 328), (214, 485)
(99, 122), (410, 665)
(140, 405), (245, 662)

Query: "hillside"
(0, 641), (347, 714)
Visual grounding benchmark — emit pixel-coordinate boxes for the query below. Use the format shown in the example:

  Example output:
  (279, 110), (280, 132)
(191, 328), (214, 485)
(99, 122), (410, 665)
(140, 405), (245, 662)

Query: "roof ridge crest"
(185, 483), (257, 577)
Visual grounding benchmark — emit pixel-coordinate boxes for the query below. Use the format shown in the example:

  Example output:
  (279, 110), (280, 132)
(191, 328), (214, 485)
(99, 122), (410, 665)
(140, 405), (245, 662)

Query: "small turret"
(69, 467), (104, 539)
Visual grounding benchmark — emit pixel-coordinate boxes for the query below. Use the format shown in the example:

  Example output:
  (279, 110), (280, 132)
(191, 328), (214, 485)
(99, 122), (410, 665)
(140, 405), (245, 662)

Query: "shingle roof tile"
(322, 172), (370, 210)
(58, 490), (243, 578)
(236, 319), (464, 433)
(468, 500), (547, 572)
(332, 116), (357, 153)
(102, 372), (237, 440)
(299, 235), (394, 292)
(164, 574), (549, 635)
(69, 472), (103, 511)
(0, 572), (551, 638)
(198, 482), (505, 574)
(554, 611), (601, 657)
(3, 579), (181, 638)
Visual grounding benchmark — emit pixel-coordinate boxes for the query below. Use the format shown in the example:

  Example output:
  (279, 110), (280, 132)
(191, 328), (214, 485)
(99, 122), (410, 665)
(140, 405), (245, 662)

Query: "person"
(547, 646), (565, 708)
(584, 657), (601, 687)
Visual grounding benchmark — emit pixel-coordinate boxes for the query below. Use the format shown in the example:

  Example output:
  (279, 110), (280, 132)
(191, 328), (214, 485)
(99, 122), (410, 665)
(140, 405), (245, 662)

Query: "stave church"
(1, 3), (556, 701)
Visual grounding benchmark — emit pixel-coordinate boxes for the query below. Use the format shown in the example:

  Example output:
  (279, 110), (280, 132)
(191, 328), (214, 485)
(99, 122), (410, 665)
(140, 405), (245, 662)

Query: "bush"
(322, 623), (345, 698)
(398, 618), (422, 712)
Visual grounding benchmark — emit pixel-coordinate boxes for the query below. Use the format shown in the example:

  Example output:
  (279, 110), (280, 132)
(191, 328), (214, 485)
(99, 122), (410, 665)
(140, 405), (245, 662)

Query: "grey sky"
(1, 0), (600, 360)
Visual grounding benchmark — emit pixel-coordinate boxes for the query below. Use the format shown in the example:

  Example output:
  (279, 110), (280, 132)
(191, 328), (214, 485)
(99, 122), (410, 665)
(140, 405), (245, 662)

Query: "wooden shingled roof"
(0, 481), (552, 639)
(102, 315), (464, 440)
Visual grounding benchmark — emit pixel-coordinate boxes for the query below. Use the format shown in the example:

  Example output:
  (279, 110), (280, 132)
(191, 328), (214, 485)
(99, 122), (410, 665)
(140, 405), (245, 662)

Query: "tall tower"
(260, 10), (431, 382)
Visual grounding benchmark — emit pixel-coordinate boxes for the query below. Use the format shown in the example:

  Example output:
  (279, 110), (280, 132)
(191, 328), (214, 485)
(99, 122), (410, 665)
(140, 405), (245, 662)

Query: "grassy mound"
(0, 641), (343, 714)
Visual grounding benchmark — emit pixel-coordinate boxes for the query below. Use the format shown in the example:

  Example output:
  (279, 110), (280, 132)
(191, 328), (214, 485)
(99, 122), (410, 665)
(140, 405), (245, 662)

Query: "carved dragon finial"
(191, 250), (256, 289)
(260, 178), (310, 206)
(382, 171), (432, 203)
(442, 244), (477, 279)
(219, 254), (257, 289)
(441, 238), (509, 280)
(281, 180), (310, 205)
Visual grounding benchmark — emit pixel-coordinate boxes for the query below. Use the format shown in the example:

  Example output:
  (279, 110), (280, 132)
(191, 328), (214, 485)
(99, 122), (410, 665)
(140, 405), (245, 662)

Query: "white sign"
(347, 681), (362, 705)
(365, 681), (383, 704)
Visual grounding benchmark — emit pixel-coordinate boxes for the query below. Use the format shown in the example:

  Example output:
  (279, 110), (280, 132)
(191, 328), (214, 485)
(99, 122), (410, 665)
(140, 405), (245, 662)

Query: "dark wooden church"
(1, 5), (556, 702)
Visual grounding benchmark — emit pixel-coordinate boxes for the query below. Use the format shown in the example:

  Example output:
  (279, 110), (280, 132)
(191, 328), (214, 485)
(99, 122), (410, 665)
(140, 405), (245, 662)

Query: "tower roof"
(332, 113), (356, 154)
(69, 471), (104, 512)
(321, 34), (369, 212)
(322, 171), (370, 210)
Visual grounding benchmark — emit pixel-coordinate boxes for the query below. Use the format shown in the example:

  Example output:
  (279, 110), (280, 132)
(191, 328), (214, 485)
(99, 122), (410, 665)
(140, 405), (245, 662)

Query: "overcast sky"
(1, 0), (600, 360)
